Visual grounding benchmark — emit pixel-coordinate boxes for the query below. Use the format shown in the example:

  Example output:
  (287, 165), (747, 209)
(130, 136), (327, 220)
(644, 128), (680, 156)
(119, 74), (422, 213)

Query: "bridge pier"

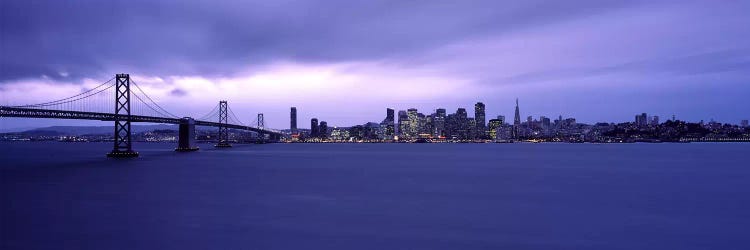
(176, 117), (199, 152)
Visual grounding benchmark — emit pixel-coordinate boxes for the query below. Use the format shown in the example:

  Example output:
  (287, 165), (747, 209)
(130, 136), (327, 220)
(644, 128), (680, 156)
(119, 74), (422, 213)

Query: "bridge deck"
(0, 106), (280, 136)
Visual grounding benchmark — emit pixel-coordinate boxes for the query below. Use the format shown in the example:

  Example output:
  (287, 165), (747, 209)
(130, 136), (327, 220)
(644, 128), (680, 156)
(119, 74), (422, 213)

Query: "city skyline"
(1, 97), (748, 132)
(2, 1), (750, 130)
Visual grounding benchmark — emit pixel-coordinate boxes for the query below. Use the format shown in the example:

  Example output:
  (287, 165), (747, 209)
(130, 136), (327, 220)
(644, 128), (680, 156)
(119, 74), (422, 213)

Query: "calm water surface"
(2, 142), (749, 249)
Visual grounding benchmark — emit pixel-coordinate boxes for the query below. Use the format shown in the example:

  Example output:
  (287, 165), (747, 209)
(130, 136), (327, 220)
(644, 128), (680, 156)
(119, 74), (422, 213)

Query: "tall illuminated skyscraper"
(488, 119), (501, 139)
(435, 108), (446, 137)
(398, 110), (408, 137)
(407, 108), (419, 138)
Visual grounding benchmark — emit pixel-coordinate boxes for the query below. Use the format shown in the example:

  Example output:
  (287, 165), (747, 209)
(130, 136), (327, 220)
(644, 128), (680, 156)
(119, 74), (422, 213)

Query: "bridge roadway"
(0, 106), (281, 137)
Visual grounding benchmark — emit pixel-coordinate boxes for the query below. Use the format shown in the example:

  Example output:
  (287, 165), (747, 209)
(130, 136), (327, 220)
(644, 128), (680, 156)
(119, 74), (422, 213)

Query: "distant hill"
(21, 125), (180, 136)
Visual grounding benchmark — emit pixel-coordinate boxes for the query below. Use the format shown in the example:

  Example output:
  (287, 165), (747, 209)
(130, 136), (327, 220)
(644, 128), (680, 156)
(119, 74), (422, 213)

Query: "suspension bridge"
(0, 74), (282, 158)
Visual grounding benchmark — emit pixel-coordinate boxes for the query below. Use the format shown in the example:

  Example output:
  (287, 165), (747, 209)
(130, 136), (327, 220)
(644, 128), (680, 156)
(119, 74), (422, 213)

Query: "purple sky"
(1, 0), (749, 130)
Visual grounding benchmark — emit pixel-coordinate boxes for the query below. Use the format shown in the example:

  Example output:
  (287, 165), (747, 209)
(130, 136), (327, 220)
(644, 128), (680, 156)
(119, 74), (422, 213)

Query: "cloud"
(0, 0), (656, 82)
(1, 0), (749, 127)
(169, 88), (188, 97)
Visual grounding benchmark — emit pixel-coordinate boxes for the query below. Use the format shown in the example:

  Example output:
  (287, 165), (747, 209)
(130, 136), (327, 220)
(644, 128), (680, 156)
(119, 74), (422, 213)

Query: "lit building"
(474, 102), (486, 139)
(434, 108), (446, 137)
(497, 125), (515, 142)
(407, 108), (419, 138)
(488, 119), (501, 139)
(330, 127), (350, 142)
(454, 108), (469, 140)
(467, 118), (477, 140)
(290, 107), (297, 134)
(398, 110), (408, 137)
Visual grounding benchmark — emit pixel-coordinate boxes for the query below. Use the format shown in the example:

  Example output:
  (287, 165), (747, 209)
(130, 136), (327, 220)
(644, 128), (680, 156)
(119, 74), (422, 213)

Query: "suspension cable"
(131, 91), (171, 118)
(18, 83), (115, 109)
(227, 106), (246, 126)
(130, 79), (180, 118)
(13, 77), (115, 107)
(196, 103), (220, 121)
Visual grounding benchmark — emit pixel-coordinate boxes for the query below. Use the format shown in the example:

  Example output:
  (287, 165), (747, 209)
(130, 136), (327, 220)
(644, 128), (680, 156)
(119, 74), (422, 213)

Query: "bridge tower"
(107, 74), (139, 158)
(256, 113), (266, 143)
(257, 113), (264, 130)
(215, 100), (232, 148)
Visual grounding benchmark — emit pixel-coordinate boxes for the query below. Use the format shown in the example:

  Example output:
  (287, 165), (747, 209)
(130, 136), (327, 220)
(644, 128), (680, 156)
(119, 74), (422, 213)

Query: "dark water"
(2, 142), (749, 249)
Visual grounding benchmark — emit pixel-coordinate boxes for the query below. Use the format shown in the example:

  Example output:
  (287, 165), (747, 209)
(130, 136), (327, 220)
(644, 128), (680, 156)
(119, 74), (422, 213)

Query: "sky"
(1, 0), (749, 130)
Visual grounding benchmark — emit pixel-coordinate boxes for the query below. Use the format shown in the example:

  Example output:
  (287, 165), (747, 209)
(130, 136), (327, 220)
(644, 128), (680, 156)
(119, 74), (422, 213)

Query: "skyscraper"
(513, 99), (521, 139)
(290, 107), (297, 134)
(635, 113), (648, 127)
(488, 119), (501, 139)
(435, 108), (446, 137)
(398, 110), (408, 137)
(407, 108), (419, 138)
(383, 108), (395, 139)
(514, 99), (521, 126)
(311, 118), (319, 138)
(497, 115), (505, 125)
(456, 108), (469, 140)
(319, 121), (328, 139)
(474, 102), (486, 139)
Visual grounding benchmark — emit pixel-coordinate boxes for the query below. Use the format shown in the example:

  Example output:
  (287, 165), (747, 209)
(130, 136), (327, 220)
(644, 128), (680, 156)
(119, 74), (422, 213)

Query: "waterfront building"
(330, 127), (350, 142)
(363, 122), (381, 141)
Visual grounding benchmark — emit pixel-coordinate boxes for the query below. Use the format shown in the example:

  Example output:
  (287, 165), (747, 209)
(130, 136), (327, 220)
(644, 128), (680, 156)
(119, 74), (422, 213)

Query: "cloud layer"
(1, 0), (749, 128)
